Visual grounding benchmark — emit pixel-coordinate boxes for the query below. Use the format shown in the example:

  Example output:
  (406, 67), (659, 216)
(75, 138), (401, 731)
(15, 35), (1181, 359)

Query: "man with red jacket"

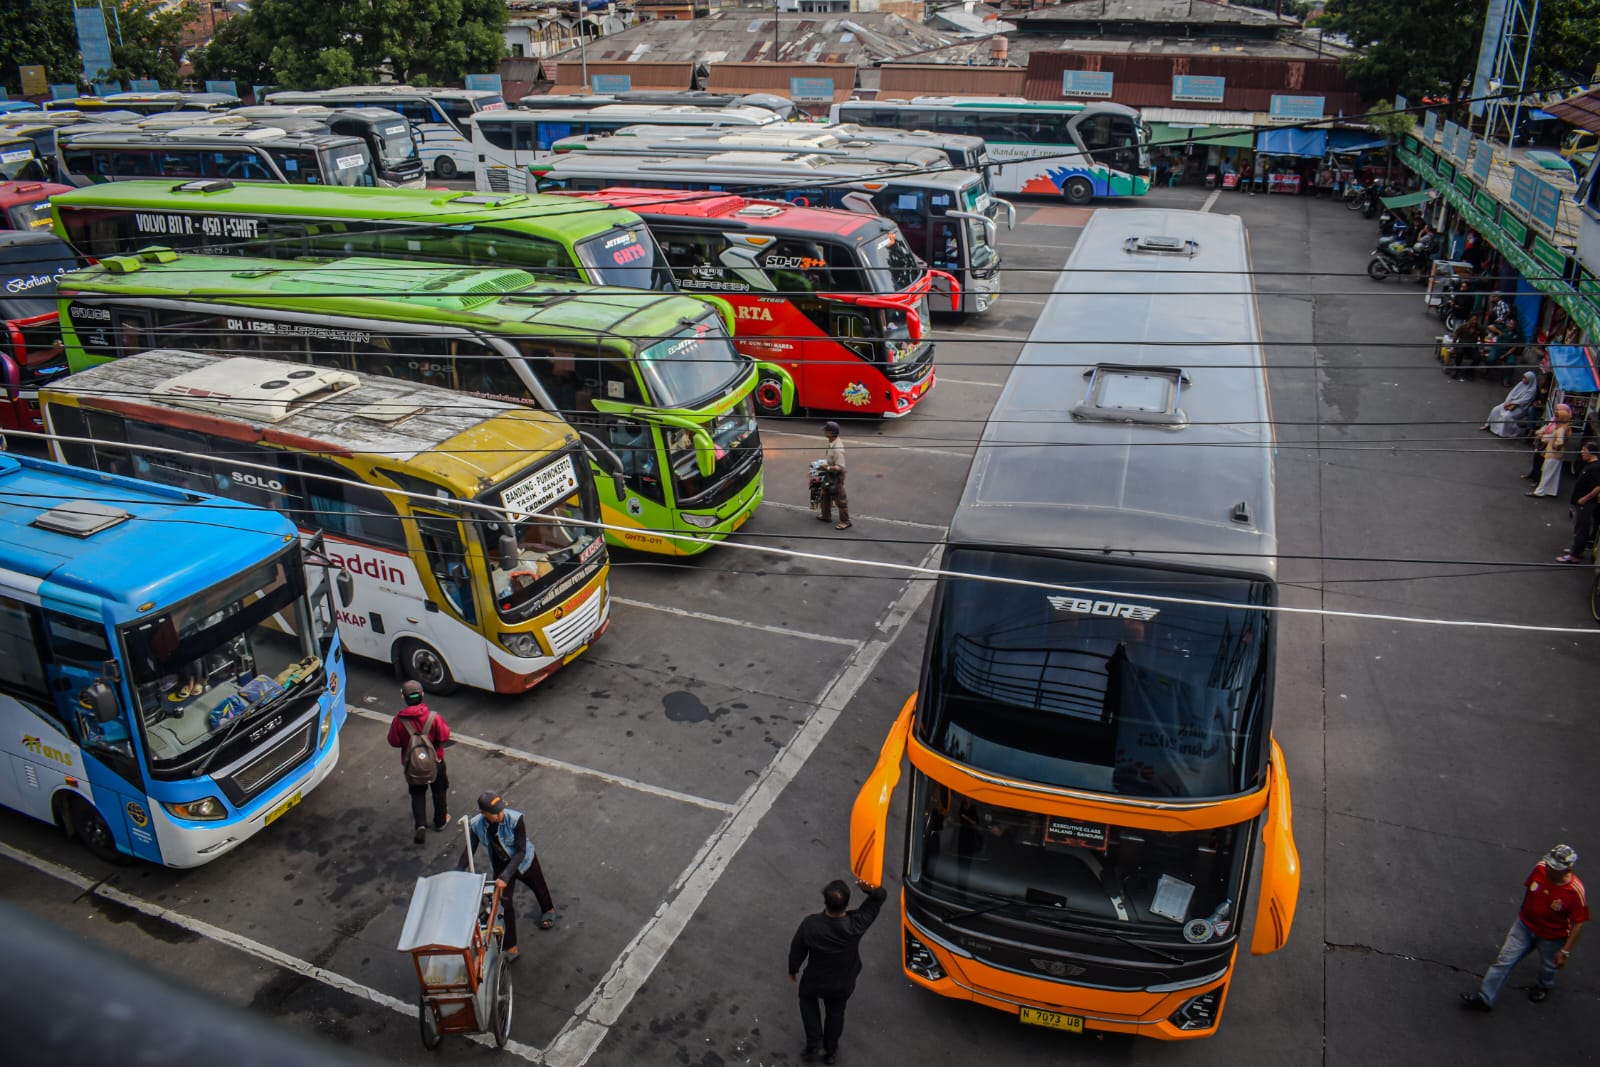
(1462, 844), (1588, 1010)
(386, 680), (451, 843)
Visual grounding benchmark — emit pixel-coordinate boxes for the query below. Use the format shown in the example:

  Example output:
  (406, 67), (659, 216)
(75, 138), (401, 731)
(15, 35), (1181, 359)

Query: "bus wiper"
(946, 895), (1028, 924)
(191, 686), (297, 777)
(1090, 929), (1185, 965)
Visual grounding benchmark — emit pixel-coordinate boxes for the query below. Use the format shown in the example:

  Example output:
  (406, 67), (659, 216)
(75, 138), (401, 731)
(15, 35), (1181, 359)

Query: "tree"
(98, 0), (195, 87)
(1320, 0), (1488, 115)
(1364, 105), (1420, 180)
(1529, 0), (1600, 95)
(204, 0), (507, 90)
(190, 10), (273, 89)
(1, 0), (82, 94)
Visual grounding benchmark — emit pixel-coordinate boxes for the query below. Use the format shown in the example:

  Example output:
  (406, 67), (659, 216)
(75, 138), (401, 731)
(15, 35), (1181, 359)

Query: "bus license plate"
(265, 790), (302, 826)
(1019, 1007), (1083, 1033)
(562, 643), (588, 665)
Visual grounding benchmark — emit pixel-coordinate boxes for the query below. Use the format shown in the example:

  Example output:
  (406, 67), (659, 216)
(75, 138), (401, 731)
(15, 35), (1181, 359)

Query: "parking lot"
(5, 184), (1598, 1066)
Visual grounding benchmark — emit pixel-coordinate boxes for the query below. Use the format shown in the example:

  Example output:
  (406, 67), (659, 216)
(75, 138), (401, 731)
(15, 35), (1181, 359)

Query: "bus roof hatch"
(154, 356), (360, 423)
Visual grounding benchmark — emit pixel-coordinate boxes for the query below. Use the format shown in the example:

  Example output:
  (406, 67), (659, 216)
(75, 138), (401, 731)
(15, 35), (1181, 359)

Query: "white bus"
(831, 96), (1151, 204)
(471, 105), (780, 192)
(1578, 153), (1598, 279)
(265, 86), (507, 180)
(42, 351), (612, 695)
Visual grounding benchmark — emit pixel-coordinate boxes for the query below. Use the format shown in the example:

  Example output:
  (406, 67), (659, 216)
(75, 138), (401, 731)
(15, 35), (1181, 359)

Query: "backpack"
(402, 712), (439, 785)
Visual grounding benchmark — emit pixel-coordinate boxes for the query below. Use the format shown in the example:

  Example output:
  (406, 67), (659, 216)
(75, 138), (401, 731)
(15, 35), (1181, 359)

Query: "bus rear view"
(851, 208), (1298, 1039)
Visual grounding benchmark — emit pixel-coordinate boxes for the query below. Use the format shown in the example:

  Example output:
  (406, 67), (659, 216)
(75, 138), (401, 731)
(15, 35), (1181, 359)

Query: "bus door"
(413, 513), (480, 631)
(0, 596), (84, 828)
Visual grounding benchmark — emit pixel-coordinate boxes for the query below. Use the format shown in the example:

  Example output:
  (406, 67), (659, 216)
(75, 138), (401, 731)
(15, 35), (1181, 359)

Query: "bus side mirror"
(84, 682), (120, 723)
(841, 191), (877, 215)
(498, 534), (521, 573)
(717, 246), (775, 292)
(335, 570), (355, 607)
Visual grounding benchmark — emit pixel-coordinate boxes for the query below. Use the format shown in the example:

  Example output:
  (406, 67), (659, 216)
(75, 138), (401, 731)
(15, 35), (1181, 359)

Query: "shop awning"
(1327, 128), (1388, 154)
(1149, 122), (1254, 150)
(1380, 190), (1433, 209)
(1255, 128), (1327, 158)
(1549, 344), (1600, 394)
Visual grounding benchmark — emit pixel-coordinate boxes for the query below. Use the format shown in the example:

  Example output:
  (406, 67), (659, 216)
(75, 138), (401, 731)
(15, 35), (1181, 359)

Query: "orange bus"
(851, 207), (1299, 1040)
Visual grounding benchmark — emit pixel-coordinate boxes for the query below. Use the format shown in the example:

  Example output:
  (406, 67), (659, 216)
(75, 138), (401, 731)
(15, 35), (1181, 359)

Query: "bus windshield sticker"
(500, 455), (578, 520)
(1043, 815), (1108, 851)
(1, 150), (32, 165)
(1150, 874), (1195, 923)
(1046, 594), (1160, 621)
(336, 154), (365, 170)
(383, 125), (406, 136)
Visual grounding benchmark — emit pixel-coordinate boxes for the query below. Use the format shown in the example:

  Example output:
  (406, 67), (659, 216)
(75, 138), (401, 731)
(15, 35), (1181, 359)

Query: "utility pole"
(774, 4), (780, 63)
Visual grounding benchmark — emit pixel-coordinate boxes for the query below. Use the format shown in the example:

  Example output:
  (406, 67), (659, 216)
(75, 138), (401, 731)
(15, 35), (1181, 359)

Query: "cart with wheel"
(398, 869), (514, 1050)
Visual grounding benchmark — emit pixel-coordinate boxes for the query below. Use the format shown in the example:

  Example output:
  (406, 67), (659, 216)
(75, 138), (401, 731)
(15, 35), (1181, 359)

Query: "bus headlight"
(499, 631), (542, 658)
(1168, 987), (1222, 1031)
(906, 932), (945, 981)
(162, 796), (228, 822)
(680, 512), (718, 529)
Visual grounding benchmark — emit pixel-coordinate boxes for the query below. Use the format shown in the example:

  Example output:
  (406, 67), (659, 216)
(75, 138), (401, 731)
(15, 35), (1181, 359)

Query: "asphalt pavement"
(3, 184), (1596, 1066)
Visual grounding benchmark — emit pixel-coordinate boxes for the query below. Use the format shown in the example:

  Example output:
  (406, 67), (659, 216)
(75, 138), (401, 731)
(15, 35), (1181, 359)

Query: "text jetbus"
(0, 452), (346, 867)
(851, 208), (1298, 1039)
(566, 188), (953, 417)
(830, 97), (1150, 204)
(55, 249), (787, 556)
(43, 351), (610, 694)
(0, 229), (77, 432)
(531, 151), (1004, 316)
(49, 179), (678, 291)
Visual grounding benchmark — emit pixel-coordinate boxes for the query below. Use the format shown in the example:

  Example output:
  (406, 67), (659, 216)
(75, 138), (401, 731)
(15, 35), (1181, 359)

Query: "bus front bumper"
(901, 913), (1235, 1040)
(149, 734), (341, 869)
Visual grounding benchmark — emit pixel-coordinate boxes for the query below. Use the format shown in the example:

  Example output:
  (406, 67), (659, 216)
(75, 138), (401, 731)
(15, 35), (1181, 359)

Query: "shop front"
(1146, 113), (1256, 188)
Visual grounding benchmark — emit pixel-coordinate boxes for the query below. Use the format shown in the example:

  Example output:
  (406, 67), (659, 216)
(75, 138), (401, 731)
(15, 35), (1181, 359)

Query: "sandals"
(167, 680), (200, 704)
(539, 912), (556, 930)
(1556, 554), (1581, 564)
(834, 522), (852, 530)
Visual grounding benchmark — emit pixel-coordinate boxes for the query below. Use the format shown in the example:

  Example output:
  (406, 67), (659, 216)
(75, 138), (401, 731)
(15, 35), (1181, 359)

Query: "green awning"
(1150, 122), (1255, 150)
(1380, 190), (1432, 209)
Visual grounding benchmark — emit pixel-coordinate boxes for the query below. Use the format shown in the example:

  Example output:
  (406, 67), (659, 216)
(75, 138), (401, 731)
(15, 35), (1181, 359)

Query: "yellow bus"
(41, 349), (610, 695)
(851, 208), (1299, 1039)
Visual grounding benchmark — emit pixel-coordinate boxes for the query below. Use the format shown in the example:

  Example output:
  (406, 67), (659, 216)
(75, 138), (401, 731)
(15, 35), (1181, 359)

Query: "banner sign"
(1470, 0), (1512, 118)
(1172, 75), (1226, 104)
(1423, 111), (1439, 141)
(205, 80), (237, 97)
(74, 3), (114, 84)
(1062, 71), (1114, 99)
(129, 79), (160, 92)
(1530, 177), (1563, 233)
(463, 73), (503, 92)
(590, 74), (632, 94)
(1472, 139), (1494, 183)
(50, 84), (80, 101)
(789, 77), (836, 102)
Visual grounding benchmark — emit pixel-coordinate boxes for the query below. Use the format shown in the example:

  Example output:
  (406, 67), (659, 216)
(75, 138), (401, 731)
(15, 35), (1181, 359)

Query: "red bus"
(0, 230), (77, 432)
(561, 188), (956, 418)
(0, 180), (72, 231)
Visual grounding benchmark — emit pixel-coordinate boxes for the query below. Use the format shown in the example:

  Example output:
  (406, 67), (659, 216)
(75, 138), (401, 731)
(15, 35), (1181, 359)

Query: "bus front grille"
(544, 588), (604, 656)
(219, 718), (318, 806)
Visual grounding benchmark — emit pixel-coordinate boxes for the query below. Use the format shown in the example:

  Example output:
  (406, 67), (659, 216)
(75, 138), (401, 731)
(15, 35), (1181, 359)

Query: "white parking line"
(937, 377), (1004, 388)
(0, 840), (546, 1062)
(761, 499), (949, 533)
(543, 544), (944, 1067)
(346, 707), (735, 814)
(610, 597), (858, 647)
(1202, 188), (1222, 213)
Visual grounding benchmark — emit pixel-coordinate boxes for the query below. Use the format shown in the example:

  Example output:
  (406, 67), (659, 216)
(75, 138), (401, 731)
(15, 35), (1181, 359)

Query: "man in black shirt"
(1558, 441), (1600, 563)
(787, 878), (887, 1064)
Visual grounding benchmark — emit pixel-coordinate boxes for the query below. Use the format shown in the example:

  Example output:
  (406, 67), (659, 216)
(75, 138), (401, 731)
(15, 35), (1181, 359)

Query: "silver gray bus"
(56, 125), (379, 188)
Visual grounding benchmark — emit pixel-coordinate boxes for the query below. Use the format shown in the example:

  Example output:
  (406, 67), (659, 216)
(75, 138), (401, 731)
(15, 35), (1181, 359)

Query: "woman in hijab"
(1527, 403), (1573, 498)
(1483, 371), (1538, 437)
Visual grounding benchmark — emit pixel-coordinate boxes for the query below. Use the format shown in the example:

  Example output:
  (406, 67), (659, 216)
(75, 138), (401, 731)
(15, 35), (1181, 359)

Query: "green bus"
(57, 248), (794, 556)
(49, 179), (678, 292)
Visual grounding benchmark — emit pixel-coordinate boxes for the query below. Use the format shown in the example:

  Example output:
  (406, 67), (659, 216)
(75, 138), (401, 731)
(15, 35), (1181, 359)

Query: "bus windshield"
(666, 394), (760, 507)
(120, 549), (320, 773)
(482, 454), (604, 622)
(375, 121), (419, 164)
(572, 223), (674, 291)
(637, 315), (747, 408)
(0, 237), (78, 319)
(5, 198), (53, 231)
(320, 144), (378, 187)
(860, 231), (923, 293)
(907, 774), (1249, 938)
(919, 550), (1272, 800)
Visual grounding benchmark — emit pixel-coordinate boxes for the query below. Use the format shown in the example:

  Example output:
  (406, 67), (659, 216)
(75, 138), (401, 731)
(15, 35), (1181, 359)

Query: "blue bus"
(0, 453), (348, 867)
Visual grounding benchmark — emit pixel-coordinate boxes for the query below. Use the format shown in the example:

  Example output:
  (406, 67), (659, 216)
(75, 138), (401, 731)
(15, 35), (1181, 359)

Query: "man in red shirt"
(1462, 845), (1587, 1010)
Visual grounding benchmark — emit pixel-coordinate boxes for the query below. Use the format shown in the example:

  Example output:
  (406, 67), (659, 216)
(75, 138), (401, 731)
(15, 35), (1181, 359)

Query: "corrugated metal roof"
(1012, 0), (1297, 28)
(552, 60), (694, 90)
(1548, 87), (1600, 134)
(545, 11), (964, 67)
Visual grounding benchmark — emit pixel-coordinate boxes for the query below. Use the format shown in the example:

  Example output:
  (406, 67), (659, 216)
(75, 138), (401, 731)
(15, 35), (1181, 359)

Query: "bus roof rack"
(172, 179), (235, 194)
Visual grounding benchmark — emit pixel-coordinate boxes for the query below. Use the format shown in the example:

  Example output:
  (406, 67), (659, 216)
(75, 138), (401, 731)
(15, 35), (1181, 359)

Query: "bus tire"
(1063, 177), (1094, 205)
(433, 157), (458, 180)
(753, 371), (788, 416)
(397, 639), (457, 695)
(65, 795), (129, 865)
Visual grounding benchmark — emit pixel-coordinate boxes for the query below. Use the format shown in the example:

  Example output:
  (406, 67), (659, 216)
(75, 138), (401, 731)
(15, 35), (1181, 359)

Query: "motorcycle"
(1434, 277), (1474, 332)
(1343, 179), (1367, 210)
(1361, 181), (1388, 219)
(1367, 235), (1430, 281)
(808, 458), (830, 516)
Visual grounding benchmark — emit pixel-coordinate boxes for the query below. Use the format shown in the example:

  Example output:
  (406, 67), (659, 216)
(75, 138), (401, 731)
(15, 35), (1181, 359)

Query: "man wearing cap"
(458, 791), (556, 959)
(385, 680), (450, 844)
(1462, 844), (1588, 1010)
(818, 422), (851, 531)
